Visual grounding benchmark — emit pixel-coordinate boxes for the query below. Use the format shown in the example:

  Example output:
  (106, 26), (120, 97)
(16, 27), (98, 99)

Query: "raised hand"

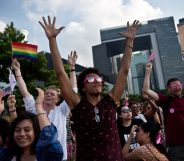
(39, 16), (65, 39)
(125, 91), (129, 101)
(130, 125), (138, 138)
(118, 20), (140, 40)
(68, 51), (78, 67)
(145, 63), (152, 73)
(12, 58), (20, 71)
(0, 90), (4, 114)
(7, 95), (16, 110)
(35, 88), (45, 113)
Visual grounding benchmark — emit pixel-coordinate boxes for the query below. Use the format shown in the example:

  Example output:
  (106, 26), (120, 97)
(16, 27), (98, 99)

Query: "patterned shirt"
(72, 95), (123, 161)
(131, 143), (168, 161)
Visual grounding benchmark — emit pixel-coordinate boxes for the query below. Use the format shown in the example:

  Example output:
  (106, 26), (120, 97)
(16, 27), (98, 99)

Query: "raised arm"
(35, 87), (63, 161)
(11, 58), (31, 98)
(0, 91), (4, 115)
(68, 51), (78, 90)
(35, 88), (51, 129)
(39, 16), (80, 109)
(109, 20), (140, 102)
(7, 95), (17, 121)
(143, 63), (159, 101)
(122, 125), (140, 161)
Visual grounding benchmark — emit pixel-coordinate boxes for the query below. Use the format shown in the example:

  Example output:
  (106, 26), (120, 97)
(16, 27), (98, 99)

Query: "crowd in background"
(0, 15), (184, 161)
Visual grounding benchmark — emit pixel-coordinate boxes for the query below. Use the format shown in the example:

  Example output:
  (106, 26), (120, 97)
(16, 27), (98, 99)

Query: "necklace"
(94, 107), (100, 122)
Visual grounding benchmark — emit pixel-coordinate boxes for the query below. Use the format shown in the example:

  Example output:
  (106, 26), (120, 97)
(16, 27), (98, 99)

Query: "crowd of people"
(0, 15), (184, 161)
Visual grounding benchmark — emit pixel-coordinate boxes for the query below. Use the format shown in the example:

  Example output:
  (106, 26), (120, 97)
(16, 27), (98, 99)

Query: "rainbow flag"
(12, 42), (38, 61)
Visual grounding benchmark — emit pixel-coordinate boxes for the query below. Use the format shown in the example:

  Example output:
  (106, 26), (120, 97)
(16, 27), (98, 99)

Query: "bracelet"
(37, 112), (46, 117)
(9, 108), (16, 112)
(70, 69), (75, 72)
(127, 44), (133, 49)
(125, 141), (131, 145)
(16, 75), (22, 77)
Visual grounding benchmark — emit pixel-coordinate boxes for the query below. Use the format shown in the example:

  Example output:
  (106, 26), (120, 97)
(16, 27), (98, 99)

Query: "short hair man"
(143, 63), (184, 161)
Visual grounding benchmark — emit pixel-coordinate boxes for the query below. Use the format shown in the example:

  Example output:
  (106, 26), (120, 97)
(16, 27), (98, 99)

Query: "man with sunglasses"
(143, 63), (184, 161)
(39, 16), (140, 161)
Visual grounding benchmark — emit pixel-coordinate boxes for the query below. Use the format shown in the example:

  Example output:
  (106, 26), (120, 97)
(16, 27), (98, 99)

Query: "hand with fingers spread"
(118, 20), (140, 40)
(39, 16), (65, 39)
(68, 51), (78, 69)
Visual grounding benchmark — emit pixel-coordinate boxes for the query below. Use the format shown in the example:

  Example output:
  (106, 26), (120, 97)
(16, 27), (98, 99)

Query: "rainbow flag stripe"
(12, 42), (38, 61)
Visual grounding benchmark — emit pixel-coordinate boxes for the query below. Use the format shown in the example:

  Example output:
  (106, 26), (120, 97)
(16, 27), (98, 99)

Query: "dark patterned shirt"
(158, 94), (184, 144)
(72, 95), (123, 161)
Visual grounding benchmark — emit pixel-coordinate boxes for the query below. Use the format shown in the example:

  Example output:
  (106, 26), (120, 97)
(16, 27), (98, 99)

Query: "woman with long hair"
(0, 88), (63, 161)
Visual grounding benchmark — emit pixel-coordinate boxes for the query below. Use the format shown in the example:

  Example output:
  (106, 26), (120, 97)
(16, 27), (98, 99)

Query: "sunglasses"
(121, 108), (132, 113)
(84, 76), (103, 84)
(94, 107), (100, 122)
(169, 83), (182, 89)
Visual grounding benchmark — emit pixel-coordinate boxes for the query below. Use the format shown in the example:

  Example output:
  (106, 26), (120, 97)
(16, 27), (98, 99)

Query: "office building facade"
(92, 17), (184, 94)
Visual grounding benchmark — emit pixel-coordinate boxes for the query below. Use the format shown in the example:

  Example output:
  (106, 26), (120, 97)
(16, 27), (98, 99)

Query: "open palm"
(119, 20), (140, 40)
(68, 51), (78, 66)
(39, 16), (65, 39)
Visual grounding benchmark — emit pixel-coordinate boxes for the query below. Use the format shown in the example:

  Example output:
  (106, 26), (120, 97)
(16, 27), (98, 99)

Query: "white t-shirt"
(23, 95), (70, 160)
(134, 113), (147, 122)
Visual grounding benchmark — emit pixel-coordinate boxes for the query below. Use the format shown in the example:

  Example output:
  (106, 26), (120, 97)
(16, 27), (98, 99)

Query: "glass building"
(92, 17), (184, 94)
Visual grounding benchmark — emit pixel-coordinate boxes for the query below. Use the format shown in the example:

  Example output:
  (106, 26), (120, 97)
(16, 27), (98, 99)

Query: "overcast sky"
(0, 0), (183, 67)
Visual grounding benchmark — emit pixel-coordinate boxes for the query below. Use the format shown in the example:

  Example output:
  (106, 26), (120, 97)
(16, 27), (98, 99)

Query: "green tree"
(0, 22), (60, 108)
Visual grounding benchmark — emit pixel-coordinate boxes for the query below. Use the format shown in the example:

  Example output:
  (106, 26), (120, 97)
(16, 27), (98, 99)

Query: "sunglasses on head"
(84, 76), (103, 84)
(121, 108), (132, 113)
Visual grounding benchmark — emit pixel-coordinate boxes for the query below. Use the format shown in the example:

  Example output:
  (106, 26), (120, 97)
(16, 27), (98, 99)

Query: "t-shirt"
(117, 118), (143, 150)
(158, 94), (184, 145)
(134, 114), (147, 122)
(23, 95), (70, 160)
(72, 95), (123, 161)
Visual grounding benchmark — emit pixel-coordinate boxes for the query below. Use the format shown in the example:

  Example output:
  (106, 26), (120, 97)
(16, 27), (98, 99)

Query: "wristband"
(127, 44), (133, 49)
(16, 75), (22, 77)
(70, 69), (75, 72)
(37, 112), (46, 117)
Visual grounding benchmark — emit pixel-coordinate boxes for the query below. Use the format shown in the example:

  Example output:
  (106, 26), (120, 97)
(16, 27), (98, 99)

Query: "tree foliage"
(0, 22), (68, 108)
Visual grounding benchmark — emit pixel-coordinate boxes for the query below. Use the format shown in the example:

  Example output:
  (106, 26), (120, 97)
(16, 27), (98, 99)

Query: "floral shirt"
(72, 95), (123, 161)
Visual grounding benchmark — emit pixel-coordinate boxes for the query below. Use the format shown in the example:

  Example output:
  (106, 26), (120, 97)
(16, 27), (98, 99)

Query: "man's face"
(130, 104), (140, 117)
(168, 81), (182, 97)
(120, 106), (132, 120)
(44, 88), (59, 106)
(83, 73), (103, 96)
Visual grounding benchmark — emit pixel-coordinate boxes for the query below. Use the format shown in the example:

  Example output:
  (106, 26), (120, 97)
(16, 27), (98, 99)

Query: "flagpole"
(10, 41), (14, 95)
